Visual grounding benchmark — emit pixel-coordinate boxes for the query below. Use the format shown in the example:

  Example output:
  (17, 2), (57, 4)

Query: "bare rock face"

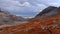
(0, 6), (60, 34)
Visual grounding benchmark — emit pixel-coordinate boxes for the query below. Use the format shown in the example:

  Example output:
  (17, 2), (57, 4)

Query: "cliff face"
(0, 6), (60, 34)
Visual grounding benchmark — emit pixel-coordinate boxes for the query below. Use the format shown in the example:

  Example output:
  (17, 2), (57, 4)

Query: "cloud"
(34, 4), (47, 12)
(19, 2), (31, 7)
(0, 0), (60, 18)
(0, 0), (31, 11)
(48, 3), (60, 7)
(0, 0), (20, 11)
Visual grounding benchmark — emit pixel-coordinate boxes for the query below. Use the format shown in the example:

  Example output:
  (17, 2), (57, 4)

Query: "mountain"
(35, 6), (57, 18)
(0, 6), (60, 34)
(0, 9), (26, 25)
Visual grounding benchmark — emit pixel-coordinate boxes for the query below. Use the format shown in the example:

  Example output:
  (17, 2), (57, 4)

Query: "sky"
(0, 0), (60, 18)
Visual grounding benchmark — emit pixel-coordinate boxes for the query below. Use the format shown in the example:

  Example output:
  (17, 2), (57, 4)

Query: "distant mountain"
(0, 9), (26, 25)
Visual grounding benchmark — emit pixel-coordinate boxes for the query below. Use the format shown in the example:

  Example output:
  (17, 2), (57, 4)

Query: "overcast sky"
(0, 0), (60, 18)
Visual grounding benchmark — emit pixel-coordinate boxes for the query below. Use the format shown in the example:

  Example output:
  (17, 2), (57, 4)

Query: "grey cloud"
(0, 0), (60, 17)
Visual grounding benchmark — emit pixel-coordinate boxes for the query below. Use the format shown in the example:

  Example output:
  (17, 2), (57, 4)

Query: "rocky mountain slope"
(0, 6), (60, 34)
(0, 9), (26, 25)
(35, 6), (57, 18)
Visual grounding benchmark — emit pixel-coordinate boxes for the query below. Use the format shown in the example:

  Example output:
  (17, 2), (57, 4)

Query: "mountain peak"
(35, 6), (57, 18)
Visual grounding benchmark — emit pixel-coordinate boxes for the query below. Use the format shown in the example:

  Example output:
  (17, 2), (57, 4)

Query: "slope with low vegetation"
(0, 6), (60, 34)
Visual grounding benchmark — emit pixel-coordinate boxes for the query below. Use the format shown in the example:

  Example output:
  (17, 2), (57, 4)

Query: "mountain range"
(0, 9), (27, 25)
(0, 6), (60, 34)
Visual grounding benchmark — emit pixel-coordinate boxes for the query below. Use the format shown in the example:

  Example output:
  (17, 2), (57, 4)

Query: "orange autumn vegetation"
(0, 14), (60, 34)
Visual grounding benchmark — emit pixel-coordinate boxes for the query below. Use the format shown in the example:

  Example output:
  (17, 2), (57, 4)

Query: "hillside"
(0, 6), (60, 34)
(35, 6), (57, 18)
(0, 9), (26, 26)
